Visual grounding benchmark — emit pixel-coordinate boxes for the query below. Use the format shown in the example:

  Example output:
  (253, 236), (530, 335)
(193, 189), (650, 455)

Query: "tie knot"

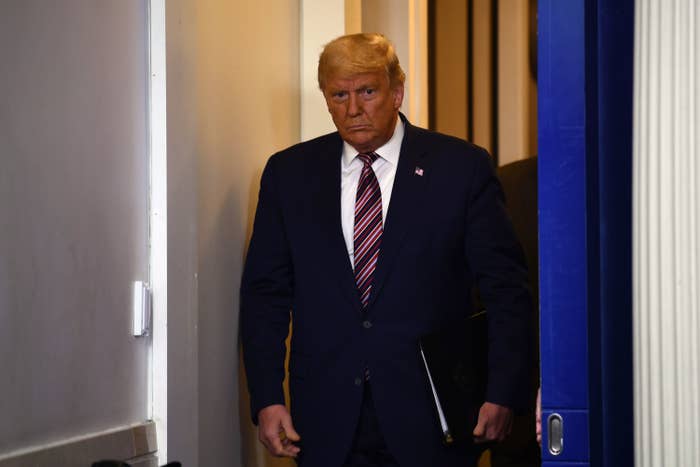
(357, 152), (379, 167)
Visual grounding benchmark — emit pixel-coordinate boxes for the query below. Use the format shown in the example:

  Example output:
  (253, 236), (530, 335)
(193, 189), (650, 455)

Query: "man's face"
(323, 71), (404, 153)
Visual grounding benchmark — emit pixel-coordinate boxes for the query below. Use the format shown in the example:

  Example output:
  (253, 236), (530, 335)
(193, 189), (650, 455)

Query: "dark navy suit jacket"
(241, 118), (532, 467)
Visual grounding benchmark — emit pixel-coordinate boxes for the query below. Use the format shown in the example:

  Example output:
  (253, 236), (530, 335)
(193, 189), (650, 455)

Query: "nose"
(347, 93), (362, 117)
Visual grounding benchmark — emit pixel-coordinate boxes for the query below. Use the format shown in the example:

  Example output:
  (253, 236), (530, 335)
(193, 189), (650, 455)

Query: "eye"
(363, 88), (375, 96)
(332, 91), (348, 100)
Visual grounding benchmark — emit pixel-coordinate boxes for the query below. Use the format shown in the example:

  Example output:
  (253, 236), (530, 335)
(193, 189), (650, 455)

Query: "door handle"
(547, 413), (564, 455)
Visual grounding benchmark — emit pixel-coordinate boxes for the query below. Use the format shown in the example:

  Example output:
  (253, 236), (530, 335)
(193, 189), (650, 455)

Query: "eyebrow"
(333, 83), (378, 93)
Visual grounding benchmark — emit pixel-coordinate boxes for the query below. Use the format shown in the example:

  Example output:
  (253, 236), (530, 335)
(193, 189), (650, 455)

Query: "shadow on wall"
(238, 169), (295, 467)
(198, 186), (245, 466)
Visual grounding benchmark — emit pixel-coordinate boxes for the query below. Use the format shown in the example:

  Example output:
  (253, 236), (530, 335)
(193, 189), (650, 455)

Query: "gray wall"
(0, 0), (150, 456)
(0, 1), (302, 464)
(165, 1), (300, 465)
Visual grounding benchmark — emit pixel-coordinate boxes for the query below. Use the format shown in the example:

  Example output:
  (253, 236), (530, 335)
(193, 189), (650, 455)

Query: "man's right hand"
(257, 404), (301, 457)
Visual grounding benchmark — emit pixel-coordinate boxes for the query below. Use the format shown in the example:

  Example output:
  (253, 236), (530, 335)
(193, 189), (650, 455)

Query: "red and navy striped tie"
(354, 152), (383, 308)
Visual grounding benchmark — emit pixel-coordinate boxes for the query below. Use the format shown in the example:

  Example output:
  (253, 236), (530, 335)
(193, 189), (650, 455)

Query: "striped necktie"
(354, 152), (383, 308)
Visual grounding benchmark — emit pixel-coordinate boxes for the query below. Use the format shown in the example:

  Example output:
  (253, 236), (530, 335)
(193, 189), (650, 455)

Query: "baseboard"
(0, 421), (157, 467)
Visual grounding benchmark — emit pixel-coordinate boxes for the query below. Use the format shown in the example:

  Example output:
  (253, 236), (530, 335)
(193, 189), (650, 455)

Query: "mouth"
(346, 124), (370, 131)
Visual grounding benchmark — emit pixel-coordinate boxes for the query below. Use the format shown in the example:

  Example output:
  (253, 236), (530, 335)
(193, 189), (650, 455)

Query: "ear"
(392, 84), (405, 110)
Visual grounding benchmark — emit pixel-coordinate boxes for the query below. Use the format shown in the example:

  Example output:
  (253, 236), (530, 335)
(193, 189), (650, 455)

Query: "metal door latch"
(548, 413), (564, 455)
(133, 281), (152, 337)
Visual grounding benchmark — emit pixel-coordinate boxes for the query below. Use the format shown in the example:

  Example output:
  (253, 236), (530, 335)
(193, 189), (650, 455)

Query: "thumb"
(473, 415), (486, 438)
(281, 413), (301, 442)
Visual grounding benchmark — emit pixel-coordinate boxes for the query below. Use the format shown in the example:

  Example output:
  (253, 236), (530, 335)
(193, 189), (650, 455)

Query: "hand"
(472, 402), (513, 443)
(536, 387), (542, 447)
(257, 404), (301, 457)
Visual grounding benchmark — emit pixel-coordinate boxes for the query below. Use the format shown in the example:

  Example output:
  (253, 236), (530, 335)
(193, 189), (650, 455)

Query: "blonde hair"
(318, 33), (406, 90)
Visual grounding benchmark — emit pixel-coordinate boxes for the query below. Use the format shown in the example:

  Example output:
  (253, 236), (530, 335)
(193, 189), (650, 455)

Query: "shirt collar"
(341, 118), (405, 168)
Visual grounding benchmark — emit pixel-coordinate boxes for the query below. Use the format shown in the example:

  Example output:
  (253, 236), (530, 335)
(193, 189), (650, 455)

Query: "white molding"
(300, 0), (345, 141)
(633, 0), (700, 466)
(148, 0), (168, 463)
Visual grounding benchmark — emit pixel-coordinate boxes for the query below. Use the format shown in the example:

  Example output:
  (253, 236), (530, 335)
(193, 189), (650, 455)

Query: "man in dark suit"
(241, 33), (532, 467)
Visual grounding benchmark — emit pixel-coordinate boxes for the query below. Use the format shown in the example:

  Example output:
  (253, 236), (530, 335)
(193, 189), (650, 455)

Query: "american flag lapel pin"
(414, 167), (424, 176)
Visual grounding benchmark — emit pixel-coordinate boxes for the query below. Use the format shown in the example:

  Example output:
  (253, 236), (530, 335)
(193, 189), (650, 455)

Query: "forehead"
(324, 71), (389, 91)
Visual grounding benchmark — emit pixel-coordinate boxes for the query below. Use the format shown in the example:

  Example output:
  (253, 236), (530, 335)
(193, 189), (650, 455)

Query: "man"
(241, 33), (532, 467)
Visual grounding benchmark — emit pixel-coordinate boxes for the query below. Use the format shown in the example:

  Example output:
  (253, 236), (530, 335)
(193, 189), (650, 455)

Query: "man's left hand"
(472, 402), (513, 443)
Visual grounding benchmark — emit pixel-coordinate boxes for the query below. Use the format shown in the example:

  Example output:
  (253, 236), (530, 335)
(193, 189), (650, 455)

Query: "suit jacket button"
(354, 377), (363, 386)
(362, 320), (372, 329)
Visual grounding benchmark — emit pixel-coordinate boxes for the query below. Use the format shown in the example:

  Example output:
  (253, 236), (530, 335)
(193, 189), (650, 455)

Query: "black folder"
(419, 311), (488, 446)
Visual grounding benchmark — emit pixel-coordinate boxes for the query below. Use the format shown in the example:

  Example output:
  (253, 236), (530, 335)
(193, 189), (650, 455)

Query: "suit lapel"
(367, 120), (431, 309)
(315, 135), (363, 313)
(315, 119), (431, 312)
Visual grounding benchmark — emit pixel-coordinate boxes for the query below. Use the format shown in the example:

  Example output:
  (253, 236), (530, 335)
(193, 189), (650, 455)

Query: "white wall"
(633, 0), (700, 465)
(300, 0), (346, 141)
(362, 0), (428, 128)
(165, 1), (301, 465)
(362, 0), (411, 117)
(0, 0), (150, 458)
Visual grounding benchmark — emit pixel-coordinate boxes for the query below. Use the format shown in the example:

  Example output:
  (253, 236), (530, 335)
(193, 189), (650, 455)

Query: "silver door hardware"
(547, 413), (563, 455)
(132, 281), (152, 337)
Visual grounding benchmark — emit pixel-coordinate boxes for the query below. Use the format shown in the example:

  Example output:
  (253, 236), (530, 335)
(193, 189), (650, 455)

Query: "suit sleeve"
(464, 149), (534, 411)
(240, 155), (294, 424)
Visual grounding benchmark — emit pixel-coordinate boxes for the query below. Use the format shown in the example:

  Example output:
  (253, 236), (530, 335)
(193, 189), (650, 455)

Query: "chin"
(345, 135), (375, 149)
(349, 141), (374, 152)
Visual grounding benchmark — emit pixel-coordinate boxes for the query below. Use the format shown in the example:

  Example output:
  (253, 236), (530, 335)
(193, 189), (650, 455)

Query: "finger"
(473, 420), (486, 438)
(278, 417), (301, 457)
(281, 436), (301, 456)
(493, 415), (512, 441)
(484, 414), (508, 441)
(278, 418), (301, 457)
(281, 414), (301, 442)
(495, 423), (509, 442)
(267, 435), (287, 456)
(284, 444), (301, 457)
(473, 405), (488, 442)
(485, 420), (501, 441)
(473, 423), (488, 443)
(260, 426), (286, 456)
(498, 416), (513, 441)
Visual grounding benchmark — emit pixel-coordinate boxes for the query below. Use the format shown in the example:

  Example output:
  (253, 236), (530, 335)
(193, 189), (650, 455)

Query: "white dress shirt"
(341, 119), (405, 269)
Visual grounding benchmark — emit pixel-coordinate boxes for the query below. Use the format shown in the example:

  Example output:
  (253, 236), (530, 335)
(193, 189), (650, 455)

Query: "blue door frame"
(538, 1), (634, 465)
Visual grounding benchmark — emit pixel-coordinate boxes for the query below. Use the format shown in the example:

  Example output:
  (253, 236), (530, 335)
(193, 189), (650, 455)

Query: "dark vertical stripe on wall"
(595, 0), (635, 465)
(427, 1), (436, 130)
(584, 1), (602, 465)
(491, 0), (499, 164)
(467, 0), (474, 141)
